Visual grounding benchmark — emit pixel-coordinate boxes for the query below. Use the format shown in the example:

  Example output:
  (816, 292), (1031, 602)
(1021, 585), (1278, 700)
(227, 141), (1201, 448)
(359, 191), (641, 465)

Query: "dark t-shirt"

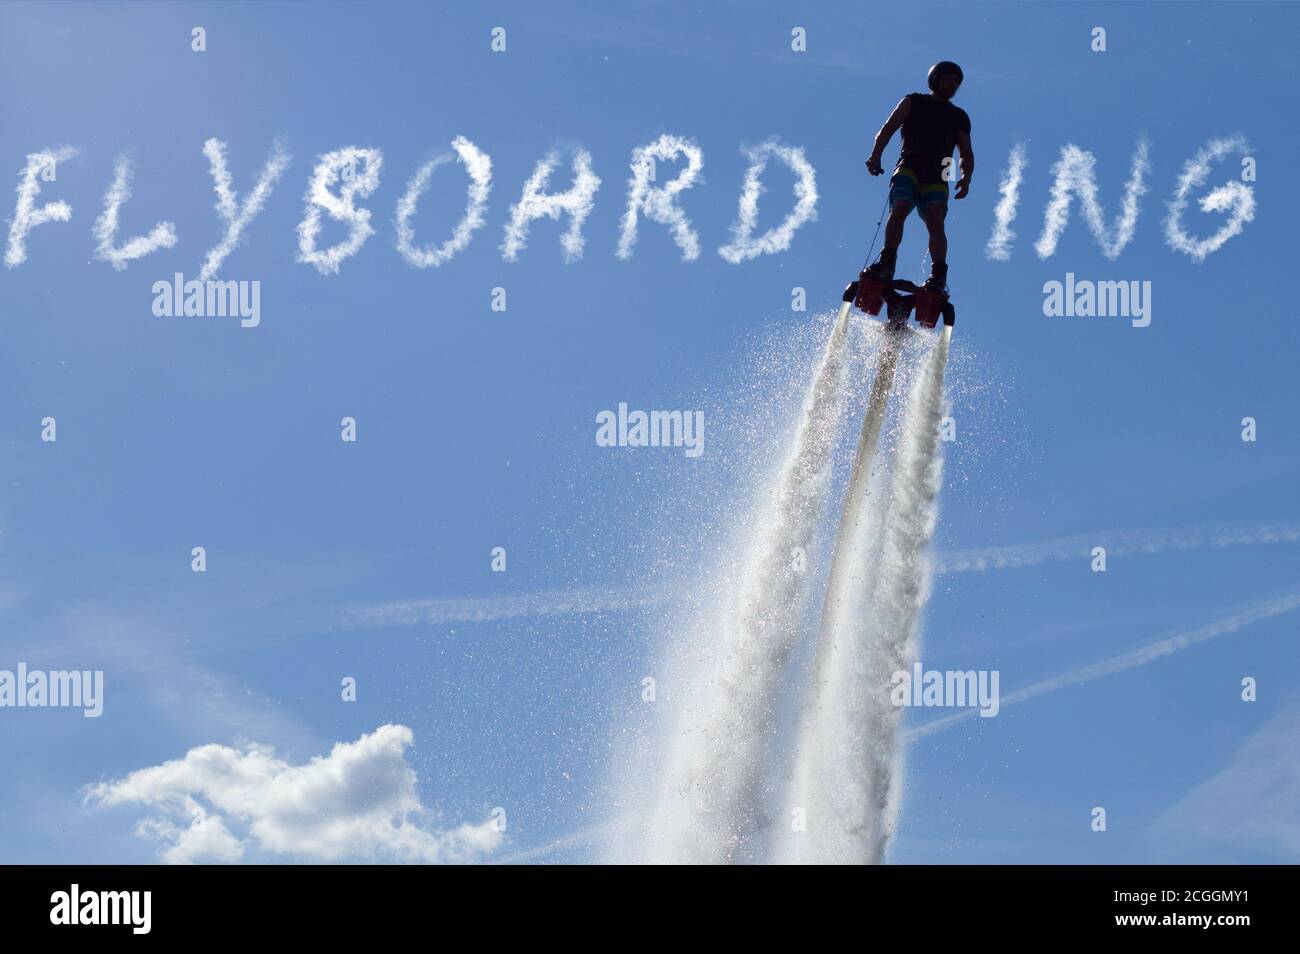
(895, 92), (971, 185)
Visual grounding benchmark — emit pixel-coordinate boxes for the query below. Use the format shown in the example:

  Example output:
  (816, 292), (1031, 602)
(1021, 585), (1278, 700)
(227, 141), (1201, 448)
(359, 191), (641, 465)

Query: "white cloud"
(1154, 707), (1300, 861)
(93, 155), (178, 270)
(138, 810), (245, 865)
(297, 147), (383, 275)
(1034, 139), (1149, 260)
(5, 146), (77, 268)
(616, 134), (704, 261)
(396, 136), (493, 268)
(717, 138), (817, 264)
(985, 142), (1027, 261)
(500, 144), (599, 263)
(1164, 134), (1255, 263)
(85, 724), (503, 864)
(199, 138), (292, 280)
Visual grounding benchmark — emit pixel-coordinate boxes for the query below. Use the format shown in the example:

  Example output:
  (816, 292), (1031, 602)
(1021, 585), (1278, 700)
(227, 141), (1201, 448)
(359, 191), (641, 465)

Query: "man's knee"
(889, 200), (912, 220)
(922, 206), (948, 231)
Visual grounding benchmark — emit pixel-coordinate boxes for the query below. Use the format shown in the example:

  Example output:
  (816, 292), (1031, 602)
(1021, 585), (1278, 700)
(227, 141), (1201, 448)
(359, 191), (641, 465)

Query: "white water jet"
(778, 325), (951, 864)
(620, 307), (856, 863)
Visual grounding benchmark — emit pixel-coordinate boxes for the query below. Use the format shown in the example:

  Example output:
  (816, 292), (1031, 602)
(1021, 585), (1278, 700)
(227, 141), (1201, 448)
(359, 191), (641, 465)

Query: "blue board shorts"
(889, 168), (949, 218)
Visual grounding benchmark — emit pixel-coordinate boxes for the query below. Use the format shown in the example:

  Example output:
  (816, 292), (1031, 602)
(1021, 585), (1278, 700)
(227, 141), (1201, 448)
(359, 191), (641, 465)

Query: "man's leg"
(871, 200), (911, 280)
(922, 203), (949, 288)
(871, 172), (920, 278)
(883, 200), (911, 254)
(922, 204), (947, 263)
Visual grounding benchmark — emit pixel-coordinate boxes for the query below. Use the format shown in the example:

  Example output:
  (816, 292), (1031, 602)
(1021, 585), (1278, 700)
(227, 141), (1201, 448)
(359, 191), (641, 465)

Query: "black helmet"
(927, 61), (964, 92)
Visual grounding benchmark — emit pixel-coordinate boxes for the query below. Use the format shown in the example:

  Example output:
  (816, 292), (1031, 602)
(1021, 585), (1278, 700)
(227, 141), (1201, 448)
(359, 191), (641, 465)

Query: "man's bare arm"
(866, 97), (911, 175)
(954, 130), (974, 199)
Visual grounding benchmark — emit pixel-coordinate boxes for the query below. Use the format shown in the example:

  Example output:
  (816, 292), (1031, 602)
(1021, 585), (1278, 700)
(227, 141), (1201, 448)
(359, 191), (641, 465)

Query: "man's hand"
(866, 155), (884, 176)
(955, 131), (974, 199)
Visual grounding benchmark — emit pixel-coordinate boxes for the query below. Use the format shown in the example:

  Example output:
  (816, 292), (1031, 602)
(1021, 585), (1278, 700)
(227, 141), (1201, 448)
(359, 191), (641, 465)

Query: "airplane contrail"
(904, 586), (1300, 740)
(347, 585), (665, 626)
(492, 822), (615, 865)
(347, 519), (1300, 627)
(935, 519), (1300, 574)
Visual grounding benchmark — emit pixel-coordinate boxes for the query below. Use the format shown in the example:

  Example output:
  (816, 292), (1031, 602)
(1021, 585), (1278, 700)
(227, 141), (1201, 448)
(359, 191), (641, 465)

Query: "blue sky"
(0, 0), (1297, 863)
